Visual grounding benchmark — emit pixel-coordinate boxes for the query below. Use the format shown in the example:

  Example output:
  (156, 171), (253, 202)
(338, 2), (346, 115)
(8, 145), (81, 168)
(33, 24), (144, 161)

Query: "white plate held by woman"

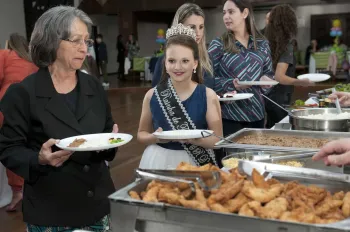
(56, 133), (133, 151)
(153, 130), (213, 140)
(297, 73), (330, 82)
(219, 93), (253, 102)
(237, 80), (278, 86)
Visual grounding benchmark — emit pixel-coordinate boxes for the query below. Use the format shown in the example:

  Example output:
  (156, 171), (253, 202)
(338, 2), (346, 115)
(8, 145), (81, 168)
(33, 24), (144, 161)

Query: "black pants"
(265, 92), (292, 128)
(215, 118), (265, 167)
(99, 61), (108, 83)
(118, 57), (125, 78)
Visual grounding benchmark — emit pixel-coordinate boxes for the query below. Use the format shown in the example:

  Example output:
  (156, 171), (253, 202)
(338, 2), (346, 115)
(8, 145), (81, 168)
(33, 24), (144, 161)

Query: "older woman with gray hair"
(0, 6), (117, 231)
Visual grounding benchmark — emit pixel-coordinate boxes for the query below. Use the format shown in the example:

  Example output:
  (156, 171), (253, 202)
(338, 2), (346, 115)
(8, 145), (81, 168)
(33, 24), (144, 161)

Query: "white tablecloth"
(0, 163), (12, 208)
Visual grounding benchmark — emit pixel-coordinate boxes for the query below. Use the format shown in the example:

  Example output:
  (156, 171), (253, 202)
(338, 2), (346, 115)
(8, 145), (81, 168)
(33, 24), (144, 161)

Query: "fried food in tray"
(128, 162), (350, 225)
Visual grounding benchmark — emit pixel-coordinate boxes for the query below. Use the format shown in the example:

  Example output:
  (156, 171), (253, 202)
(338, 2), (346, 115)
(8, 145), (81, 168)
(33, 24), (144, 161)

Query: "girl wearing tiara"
(137, 24), (222, 169)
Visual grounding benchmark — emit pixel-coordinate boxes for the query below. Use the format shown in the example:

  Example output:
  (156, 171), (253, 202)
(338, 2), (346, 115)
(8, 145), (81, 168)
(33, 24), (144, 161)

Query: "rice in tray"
(222, 157), (247, 168)
(298, 112), (350, 120)
(276, 160), (304, 167)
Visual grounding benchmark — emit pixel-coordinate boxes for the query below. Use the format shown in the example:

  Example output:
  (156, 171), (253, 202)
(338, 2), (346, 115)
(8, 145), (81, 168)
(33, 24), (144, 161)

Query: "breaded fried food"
(242, 181), (283, 203)
(333, 191), (345, 201)
(342, 192), (350, 217)
(129, 162), (350, 225)
(209, 203), (230, 213)
(208, 179), (244, 204)
(179, 199), (210, 211)
(280, 207), (318, 224)
(224, 192), (250, 213)
(158, 188), (181, 205)
(143, 186), (160, 203)
(129, 191), (141, 200)
(258, 197), (288, 219)
(238, 201), (261, 217)
(315, 197), (343, 216)
(252, 169), (269, 189)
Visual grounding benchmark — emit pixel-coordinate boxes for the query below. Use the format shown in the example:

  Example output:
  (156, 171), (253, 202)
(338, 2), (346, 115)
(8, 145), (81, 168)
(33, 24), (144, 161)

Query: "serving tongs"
(261, 94), (294, 117)
(136, 169), (222, 193)
(238, 160), (350, 184)
(252, 151), (316, 163)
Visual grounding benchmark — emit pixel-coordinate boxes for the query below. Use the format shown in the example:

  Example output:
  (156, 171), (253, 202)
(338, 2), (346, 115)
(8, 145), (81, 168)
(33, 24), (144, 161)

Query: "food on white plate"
(67, 137), (124, 148)
(223, 92), (237, 98)
(109, 137), (124, 144)
(68, 138), (87, 147)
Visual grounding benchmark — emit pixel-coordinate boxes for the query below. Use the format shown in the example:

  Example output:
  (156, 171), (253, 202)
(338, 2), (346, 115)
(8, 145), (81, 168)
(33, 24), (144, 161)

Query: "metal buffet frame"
(215, 128), (350, 152)
(109, 162), (350, 232)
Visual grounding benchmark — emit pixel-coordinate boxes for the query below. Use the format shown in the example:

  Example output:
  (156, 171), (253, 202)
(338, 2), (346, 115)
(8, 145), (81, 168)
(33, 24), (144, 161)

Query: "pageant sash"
(154, 79), (217, 166)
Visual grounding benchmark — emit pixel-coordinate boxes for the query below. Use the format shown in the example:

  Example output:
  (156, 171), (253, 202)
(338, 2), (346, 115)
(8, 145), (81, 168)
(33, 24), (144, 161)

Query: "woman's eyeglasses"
(62, 38), (94, 47)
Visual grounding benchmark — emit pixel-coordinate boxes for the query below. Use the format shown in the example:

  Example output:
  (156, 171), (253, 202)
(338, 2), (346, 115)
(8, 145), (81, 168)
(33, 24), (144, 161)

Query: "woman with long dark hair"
(209, 0), (274, 137)
(0, 33), (38, 211)
(264, 4), (313, 128)
(138, 24), (222, 169)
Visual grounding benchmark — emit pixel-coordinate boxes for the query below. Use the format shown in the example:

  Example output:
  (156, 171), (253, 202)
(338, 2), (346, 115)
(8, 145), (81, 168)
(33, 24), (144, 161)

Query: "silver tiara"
(166, 23), (196, 40)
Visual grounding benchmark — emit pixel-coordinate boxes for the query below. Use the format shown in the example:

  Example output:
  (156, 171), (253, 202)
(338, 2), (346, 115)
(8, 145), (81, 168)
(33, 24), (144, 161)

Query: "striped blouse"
(208, 36), (274, 122)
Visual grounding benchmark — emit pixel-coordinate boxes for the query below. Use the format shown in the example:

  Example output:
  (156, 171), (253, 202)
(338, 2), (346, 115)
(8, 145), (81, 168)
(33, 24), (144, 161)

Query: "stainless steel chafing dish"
(109, 162), (350, 232)
(215, 128), (350, 152)
(290, 108), (350, 132)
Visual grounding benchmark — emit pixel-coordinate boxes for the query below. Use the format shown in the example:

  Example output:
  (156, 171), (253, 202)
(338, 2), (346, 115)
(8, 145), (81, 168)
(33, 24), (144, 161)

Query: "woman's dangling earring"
(193, 69), (196, 73)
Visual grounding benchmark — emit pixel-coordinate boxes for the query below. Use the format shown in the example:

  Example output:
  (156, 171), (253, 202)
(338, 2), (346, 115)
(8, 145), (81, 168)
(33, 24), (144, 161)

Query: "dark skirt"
(26, 215), (110, 232)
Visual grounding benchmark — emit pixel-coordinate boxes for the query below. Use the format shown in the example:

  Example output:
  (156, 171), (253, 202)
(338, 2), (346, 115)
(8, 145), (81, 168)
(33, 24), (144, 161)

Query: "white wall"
(204, 8), (268, 43)
(204, 9), (226, 43)
(204, 3), (350, 51)
(0, 0), (26, 48)
(137, 22), (167, 57)
(89, 14), (119, 74)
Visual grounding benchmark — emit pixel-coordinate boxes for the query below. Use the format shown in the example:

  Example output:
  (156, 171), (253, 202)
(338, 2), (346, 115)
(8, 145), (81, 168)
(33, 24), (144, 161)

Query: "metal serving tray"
(109, 165), (350, 232)
(215, 128), (350, 152)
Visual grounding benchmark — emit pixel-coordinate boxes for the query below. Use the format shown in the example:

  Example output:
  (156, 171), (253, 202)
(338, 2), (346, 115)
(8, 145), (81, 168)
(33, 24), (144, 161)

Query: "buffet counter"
(108, 112), (350, 232)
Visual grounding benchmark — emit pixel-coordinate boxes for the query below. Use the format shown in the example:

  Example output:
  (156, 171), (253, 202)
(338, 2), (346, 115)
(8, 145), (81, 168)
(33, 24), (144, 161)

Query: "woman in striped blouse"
(208, 0), (274, 136)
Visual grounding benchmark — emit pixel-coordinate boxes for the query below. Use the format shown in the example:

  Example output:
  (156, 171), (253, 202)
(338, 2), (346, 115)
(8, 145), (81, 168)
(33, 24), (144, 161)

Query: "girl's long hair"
(8, 33), (31, 62)
(265, 4), (297, 69)
(172, 3), (213, 76)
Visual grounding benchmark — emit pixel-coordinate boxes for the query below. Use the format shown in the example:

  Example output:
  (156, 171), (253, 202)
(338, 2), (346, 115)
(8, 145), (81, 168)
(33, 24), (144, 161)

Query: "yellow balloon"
(158, 29), (165, 36)
(333, 19), (341, 28)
